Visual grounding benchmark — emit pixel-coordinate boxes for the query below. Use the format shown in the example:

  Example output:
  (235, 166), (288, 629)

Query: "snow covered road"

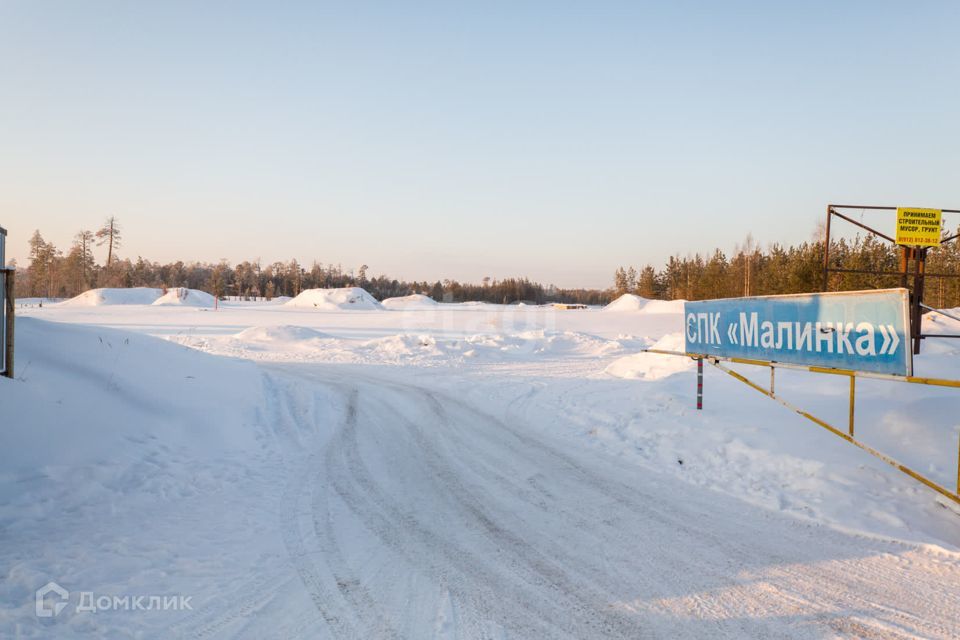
(6, 304), (960, 638)
(234, 364), (960, 639)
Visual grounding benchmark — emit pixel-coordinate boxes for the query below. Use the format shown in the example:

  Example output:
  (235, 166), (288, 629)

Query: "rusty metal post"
(822, 205), (832, 292)
(912, 249), (926, 355)
(3, 269), (13, 379)
(848, 375), (855, 437)
(899, 246), (909, 290)
(696, 357), (703, 410)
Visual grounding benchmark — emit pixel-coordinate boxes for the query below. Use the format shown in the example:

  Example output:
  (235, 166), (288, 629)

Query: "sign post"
(894, 208), (942, 354)
(684, 289), (912, 376)
(696, 358), (703, 410)
(0, 225), (7, 378)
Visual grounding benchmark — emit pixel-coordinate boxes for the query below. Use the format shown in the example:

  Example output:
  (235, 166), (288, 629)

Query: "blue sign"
(684, 289), (912, 376)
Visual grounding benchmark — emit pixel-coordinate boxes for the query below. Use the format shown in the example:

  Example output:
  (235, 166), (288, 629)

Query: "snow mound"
(603, 294), (685, 313)
(603, 294), (648, 312)
(234, 325), (332, 343)
(381, 294), (439, 310)
(639, 299), (685, 314)
(284, 287), (383, 310)
(61, 287), (164, 306)
(152, 288), (216, 307)
(605, 332), (691, 380)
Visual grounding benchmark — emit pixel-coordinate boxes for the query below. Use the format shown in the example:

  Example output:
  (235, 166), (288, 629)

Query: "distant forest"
(615, 228), (960, 309)
(15, 219), (608, 305)
(15, 219), (960, 308)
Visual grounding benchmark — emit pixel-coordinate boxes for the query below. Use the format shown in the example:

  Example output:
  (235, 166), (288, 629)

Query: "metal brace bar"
(706, 358), (960, 506)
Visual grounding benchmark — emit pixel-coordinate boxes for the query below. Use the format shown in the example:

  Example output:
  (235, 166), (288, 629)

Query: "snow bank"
(284, 287), (382, 310)
(235, 325), (332, 343)
(152, 287), (216, 307)
(0, 318), (262, 472)
(186, 328), (629, 365)
(381, 294), (439, 310)
(603, 294), (648, 312)
(603, 294), (684, 313)
(0, 318), (271, 636)
(61, 287), (164, 306)
(605, 332), (691, 380)
(639, 299), (685, 314)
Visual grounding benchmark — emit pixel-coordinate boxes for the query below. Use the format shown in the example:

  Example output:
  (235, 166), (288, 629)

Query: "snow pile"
(603, 294), (684, 314)
(603, 294), (648, 312)
(605, 332), (691, 380)
(284, 287), (382, 310)
(60, 287), (164, 306)
(459, 330), (623, 360)
(152, 287), (216, 307)
(638, 299), (685, 314)
(235, 325), (332, 343)
(381, 294), (439, 310)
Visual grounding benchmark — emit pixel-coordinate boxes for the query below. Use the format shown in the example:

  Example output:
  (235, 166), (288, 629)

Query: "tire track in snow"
(265, 365), (960, 639)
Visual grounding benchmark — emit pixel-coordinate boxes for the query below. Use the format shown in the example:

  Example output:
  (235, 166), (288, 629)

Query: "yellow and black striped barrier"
(643, 348), (960, 507)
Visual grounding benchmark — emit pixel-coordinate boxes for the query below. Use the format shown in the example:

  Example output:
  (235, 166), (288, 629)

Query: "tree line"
(18, 219), (960, 308)
(14, 219), (609, 305)
(614, 228), (960, 309)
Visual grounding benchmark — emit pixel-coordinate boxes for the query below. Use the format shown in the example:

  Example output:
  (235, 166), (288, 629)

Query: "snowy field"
(2, 289), (960, 638)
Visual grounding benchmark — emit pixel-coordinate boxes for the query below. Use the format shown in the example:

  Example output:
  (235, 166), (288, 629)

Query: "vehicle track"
(266, 365), (960, 639)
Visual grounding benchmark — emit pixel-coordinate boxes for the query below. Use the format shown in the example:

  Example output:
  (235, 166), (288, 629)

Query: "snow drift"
(381, 294), (439, 310)
(284, 287), (382, 310)
(605, 332), (691, 380)
(234, 325), (332, 343)
(61, 287), (164, 306)
(152, 287), (216, 307)
(603, 294), (684, 314)
(603, 294), (647, 312)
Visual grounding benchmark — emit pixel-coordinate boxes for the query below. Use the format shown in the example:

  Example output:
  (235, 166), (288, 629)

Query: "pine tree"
(95, 216), (122, 266)
(71, 230), (95, 293)
(613, 267), (629, 295)
(625, 267), (638, 293)
(637, 266), (658, 298)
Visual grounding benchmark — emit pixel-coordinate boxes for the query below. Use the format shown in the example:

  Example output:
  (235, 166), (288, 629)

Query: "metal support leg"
(696, 358), (703, 410)
(848, 375), (855, 437)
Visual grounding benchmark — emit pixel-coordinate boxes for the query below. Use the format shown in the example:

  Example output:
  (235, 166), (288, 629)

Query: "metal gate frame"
(645, 347), (960, 507)
(822, 204), (960, 355)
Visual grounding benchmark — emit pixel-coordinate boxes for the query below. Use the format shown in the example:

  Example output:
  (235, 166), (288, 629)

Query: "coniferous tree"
(95, 217), (122, 267)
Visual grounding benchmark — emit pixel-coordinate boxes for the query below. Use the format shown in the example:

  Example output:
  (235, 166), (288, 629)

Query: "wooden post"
(3, 269), (13, 379)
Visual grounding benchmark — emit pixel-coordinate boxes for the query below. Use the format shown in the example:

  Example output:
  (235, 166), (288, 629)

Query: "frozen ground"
(2, 294), (960, 638)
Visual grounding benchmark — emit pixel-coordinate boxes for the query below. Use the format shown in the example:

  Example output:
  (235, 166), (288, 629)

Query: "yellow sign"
(895, 207), (942, 246)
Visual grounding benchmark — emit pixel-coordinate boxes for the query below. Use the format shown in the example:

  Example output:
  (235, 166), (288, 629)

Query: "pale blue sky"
(1, 1), (958, 288)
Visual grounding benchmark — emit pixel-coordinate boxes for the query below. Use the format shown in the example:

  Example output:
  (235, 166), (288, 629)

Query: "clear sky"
(1, 1), (958, 288)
